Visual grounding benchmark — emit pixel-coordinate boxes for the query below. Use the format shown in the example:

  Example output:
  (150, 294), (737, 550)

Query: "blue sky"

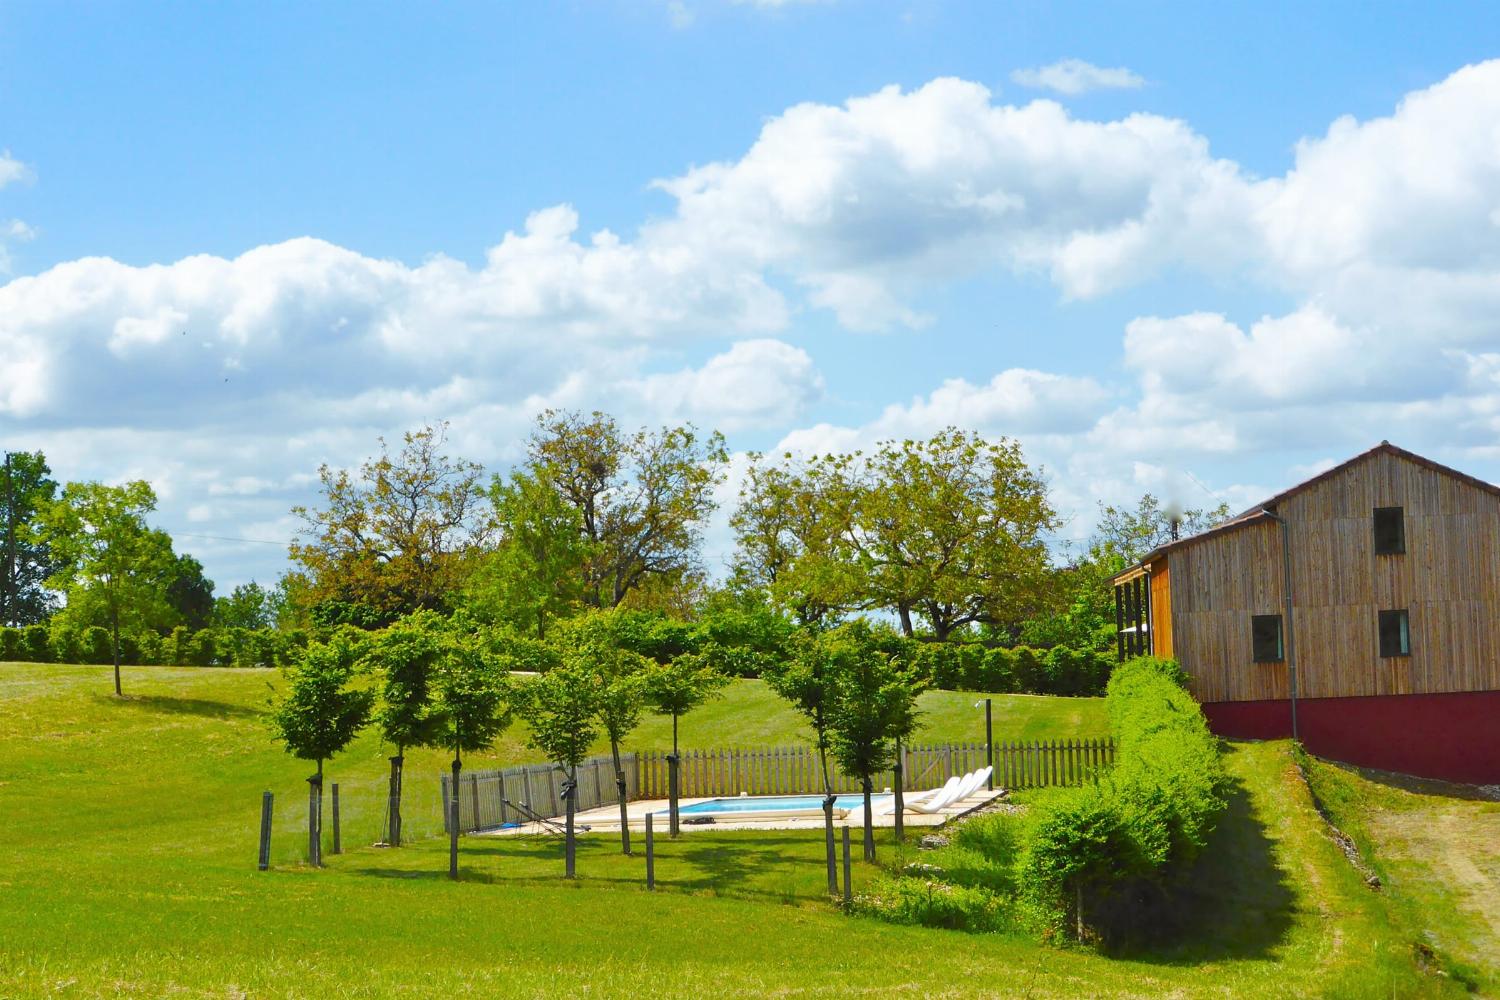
(3, 1), (1500, 590)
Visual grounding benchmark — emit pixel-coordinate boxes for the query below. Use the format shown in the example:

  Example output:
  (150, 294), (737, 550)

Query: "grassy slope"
(1301, 757), (1500, 993)
(0, 663), (1454, 998)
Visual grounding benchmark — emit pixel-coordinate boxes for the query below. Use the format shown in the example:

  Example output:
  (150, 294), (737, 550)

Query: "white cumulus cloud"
(1011, 59), (1146, 95)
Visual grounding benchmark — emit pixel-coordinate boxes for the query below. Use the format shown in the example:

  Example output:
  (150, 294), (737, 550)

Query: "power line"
(172, 531), (290, 547)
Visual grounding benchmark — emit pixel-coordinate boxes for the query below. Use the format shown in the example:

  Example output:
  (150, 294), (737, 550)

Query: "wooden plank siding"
(1148, 557), (1173, 659)
(1165, 448), (1500, 704)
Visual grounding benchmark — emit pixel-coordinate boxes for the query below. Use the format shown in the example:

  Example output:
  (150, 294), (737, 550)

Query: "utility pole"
(3, 451), (13, 628)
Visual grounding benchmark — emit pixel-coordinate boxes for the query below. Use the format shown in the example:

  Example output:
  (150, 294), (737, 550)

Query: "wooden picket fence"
(636, 738), (1114, 800)
(442, 753), (638, 835)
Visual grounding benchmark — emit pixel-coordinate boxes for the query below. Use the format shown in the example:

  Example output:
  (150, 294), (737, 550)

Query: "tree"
(527, 410), (728, 608)
(366, 611), (445, 847)
(731, 453), (862, 627)
(268, 632), (374, 866)
(643, 652), (729, 836)
(0, 450), (60, 626)
(556, 610), (652, 854)
(517, 665), (603, 878)
(1092, 493), (1231, 565)
(290, 423), (490, 619)
(213, 581), (277, 630)
(163, 549), (215, 630)
(764, 629), (844, 895)
(858, 430), (1055, 640)
(431, 630), (513, 879)
(465, 469), (591, 639)
(37, 481), (175, 695)
(822, 622), (923, 861)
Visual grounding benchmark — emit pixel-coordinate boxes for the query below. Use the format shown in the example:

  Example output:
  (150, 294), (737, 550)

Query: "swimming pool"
(657, 793), (894, 819)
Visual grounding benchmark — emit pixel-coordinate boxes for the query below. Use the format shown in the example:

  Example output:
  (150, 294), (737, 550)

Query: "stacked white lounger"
(846, 766), (996, 825)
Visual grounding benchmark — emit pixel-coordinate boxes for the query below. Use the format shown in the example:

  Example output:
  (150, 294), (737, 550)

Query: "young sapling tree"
(643, 652), (729, 836)
(268, 632), (374, 866)
(824, 622), (921, 861)
(764, 630), (843, 894)
(517, 665), (602, 878)
(367, 611), (445, 847)
(431, 631), (513, 879)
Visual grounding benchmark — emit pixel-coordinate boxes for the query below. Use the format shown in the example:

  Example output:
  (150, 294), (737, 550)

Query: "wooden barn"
(1112, 442), (1500, 784)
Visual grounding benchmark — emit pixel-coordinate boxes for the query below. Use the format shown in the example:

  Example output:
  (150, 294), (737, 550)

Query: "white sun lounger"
(906, 773), (970, 814)
(947, 766), (993, 806)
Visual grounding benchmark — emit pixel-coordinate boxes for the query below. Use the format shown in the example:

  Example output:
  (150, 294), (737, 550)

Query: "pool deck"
(477, 788), (1008, 836)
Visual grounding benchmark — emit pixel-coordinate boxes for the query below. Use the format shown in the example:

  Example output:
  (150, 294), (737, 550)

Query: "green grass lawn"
(0, 662), (1461, 997)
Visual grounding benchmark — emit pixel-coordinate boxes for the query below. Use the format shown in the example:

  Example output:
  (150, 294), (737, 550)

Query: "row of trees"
(268, 609), (730, 877)
(268, 606), (934, 877)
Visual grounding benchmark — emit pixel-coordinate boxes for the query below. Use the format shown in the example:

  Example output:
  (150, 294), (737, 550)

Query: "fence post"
(645, 812), (655, 890)
(331, 783), (341, 855)
(257, 791), (273, 871)
(841, 825), (852, 909)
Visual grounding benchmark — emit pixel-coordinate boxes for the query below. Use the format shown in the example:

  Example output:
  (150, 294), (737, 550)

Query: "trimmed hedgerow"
(1020, 655), (1225, 942)
(855, 654), (1225, 946)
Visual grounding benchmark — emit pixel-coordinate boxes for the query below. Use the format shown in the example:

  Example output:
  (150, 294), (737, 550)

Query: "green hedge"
(1020, 655), (1225, 941)
(908, 641), (1112, 696)
(0, 623), (309, 668)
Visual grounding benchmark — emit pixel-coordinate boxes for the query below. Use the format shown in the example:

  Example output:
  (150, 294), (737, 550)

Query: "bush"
(0, 626), (22, 661)
(80, 626), (113, 665)
(22, 624), (50, 662)
(852, 874), (1011, 933)
(1020, 656), (1226, 942)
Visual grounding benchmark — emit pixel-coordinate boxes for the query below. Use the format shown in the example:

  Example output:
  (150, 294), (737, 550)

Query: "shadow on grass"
(101, 693), (265, 721)
(1123, 774), (1295, 964)
(1322, 759), (1500, 803)
(345, 830), (834, 903)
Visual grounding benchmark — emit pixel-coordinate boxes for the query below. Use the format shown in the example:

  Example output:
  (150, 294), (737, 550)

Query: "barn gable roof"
(1111, 441), (1500, 583)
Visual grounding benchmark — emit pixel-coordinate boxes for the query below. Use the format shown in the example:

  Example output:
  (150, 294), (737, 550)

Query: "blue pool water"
(660, 794), (893, 816)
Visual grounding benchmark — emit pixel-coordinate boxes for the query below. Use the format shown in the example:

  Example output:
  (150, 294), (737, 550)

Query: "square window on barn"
(1378, 609), (1410, 658)
(1373, 506), (1405, 555)
(1251, 614), (1283, 663)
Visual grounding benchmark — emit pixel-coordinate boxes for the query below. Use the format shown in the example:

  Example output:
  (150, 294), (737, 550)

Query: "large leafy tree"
(162, 549), (215, 630)
(268, 632), (374, 866)
(1092, 493), (1231, 564)
(465, 469), (592, 639)
(858, 429), (1055, 640)
(213, 581), (278, 630)
(37, 481), (175, 695)
(517, 665), (603, 878)
(730, 454), (862, 627)
(0, 450), (60, 626)
(290, 423), (490, 620)
(527, 410), (727, 609)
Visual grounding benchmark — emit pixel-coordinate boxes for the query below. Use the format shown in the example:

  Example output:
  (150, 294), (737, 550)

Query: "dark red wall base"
(1202, 691), (1500, 785)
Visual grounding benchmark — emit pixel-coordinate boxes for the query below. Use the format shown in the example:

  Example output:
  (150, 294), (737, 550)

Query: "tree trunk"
(668, 713), (681, 838)
(448, 753), (462, 880)
(862, 776), (875, 862)
(818, 731), (838, 895)
(564, 765), (578, 878)
(897, 604), (914, 638)
(611, 739), (631, 855)
(893, 739), (905, 843)
(111, 616), (122, 697)
(388, 752), (404, 847)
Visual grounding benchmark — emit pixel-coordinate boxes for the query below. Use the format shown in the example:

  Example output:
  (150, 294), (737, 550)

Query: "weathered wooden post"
(985, 699), (994, 790)
(257, 791), (274, 871)
(668, 751), (681, 838)
(823, 797), (839, 897)
(449, 759), (461, 880)
(330, 783), (341, 855)
(564, 766), (578, 879)
(841, 825), (852, 909)
(307, 775), (322, 868)
(893, 739), (905, 843)
(645, 812), (655, 890)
